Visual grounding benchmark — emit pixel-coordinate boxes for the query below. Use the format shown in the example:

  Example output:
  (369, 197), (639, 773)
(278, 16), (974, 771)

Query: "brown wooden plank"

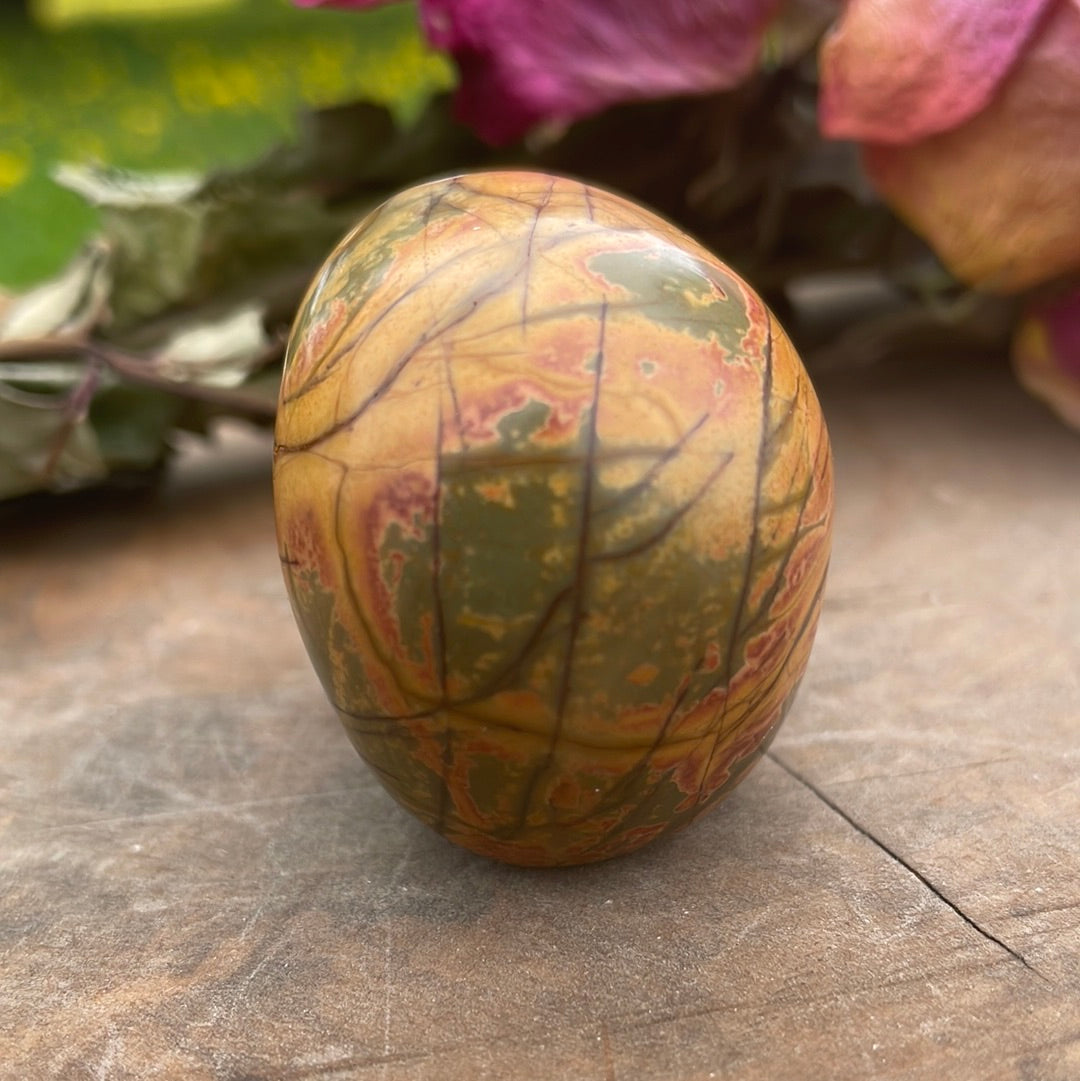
(2, 355), (1078, 1079)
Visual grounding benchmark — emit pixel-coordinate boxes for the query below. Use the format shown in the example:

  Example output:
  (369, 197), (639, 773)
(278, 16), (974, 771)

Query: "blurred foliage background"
(0, 0), (451, 287)
(1, 0), (1045, 504)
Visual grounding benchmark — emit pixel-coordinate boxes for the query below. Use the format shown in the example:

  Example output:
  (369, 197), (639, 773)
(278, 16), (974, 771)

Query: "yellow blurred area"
(32, 0), (240, 27)
(4, 0), (452, 285)
(0, 146), (33, 193)
(170, 42), (266, 113)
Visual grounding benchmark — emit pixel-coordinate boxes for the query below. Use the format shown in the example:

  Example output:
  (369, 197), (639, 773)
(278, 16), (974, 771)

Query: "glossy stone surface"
(273, 171), (833, 865)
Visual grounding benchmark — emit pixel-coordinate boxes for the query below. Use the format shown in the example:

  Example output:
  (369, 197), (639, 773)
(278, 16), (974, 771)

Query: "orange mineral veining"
(273, 171), (834, 866)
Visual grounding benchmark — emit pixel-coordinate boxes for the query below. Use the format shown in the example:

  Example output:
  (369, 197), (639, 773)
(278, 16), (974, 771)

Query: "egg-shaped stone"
(273, 171), (833, 866)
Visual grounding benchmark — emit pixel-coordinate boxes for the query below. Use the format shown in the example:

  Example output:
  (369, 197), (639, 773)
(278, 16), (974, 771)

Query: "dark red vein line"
(592, 412), (710, 518)
(509, 300), (607, 836)
(337, 579), (576, 726)
(696, 320), (774, 792)
(561, 653), (707, 840)
(450, 180), (562, 210)
(449, 300), (723, 349)
(602, 575), (823, 837)
(276, 276), (512, 456)
(737, 407), (830, 643)
(441, 584), (575, 710)
(735, 479), (814, 641)
(339, 706), (440, 723)
(279, 342), (422, 455)
(431, 408), (449, 699)
(419, 187), (444, 333)
(439, 178), (515, 238)
(441, 343), (468, 454)
(582, 182), (596, 221)
(712, 571), (827, 739)
(331, 465), (408, 699)
(592, 451), (734, 563)
(739, 511), (828, 646)
(762, 375), (801, 468)
(282, 232), (515, 406)
(520, 177), (554, 334)
(442, 443), (690, 475)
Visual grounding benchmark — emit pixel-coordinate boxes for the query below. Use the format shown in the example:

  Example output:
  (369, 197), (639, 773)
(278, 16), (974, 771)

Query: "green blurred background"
(0, 0), (451, 288)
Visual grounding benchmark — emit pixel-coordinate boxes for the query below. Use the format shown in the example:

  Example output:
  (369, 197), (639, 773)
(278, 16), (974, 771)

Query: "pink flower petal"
(1013, 288), (1080, 431)
(421, 0), (785, 143)
(819, 0), (1054, 144)
(861, 0), (1080, 291)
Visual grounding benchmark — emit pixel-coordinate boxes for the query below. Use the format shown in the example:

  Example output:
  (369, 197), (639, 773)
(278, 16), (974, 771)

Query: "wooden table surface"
(3, 354), (1078, 1080)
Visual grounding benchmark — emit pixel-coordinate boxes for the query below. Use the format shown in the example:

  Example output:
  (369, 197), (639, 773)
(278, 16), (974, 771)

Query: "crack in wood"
(767, 751), (1051, 984)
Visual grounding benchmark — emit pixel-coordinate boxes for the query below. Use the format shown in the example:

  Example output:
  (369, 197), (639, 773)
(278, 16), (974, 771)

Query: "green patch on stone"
(465, 749), (546, 832)
(433, 397), (591, 706)
(570, 548), (745, 717)
(288, 568), (341, 700)
(338, 204), (445, 310)
(562, 455), (754, 717)
(438, 457), (582, 706)
(588, 249), (750, 358)
(604, 769), (697, 835)
(289, 568), (385, 717)
(353, 723), (448, 827)
(493, 398), (558, 451)
(379, 517), (436, 671)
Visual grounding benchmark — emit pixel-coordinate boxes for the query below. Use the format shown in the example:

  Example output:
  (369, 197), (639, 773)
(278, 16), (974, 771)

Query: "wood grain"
(2, 353), (1077, 1079)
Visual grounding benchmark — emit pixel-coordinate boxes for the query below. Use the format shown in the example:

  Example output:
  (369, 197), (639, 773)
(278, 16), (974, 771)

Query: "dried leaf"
(155, 303), (270, 388)
(0, 241), (111, 342)
(87, 384), (186, 472)
(0, 390), (106, 500)
(0, 360), (87, 387)
(52, 163), (344, 333)
(52, 164), (202, 207)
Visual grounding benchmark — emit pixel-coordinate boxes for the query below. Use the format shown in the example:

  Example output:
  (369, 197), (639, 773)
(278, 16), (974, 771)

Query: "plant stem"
(0, 336), (280, 419)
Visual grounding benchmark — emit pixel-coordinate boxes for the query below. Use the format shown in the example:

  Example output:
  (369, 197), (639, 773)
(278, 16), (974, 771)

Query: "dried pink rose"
(820, 0), (1080, 292)
(295, 0), (785, 144)
(1012, 288), (1080, 431)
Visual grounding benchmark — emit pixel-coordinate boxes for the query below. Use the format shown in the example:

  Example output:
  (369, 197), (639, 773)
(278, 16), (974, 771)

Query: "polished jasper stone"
(273, 171), (833, 866)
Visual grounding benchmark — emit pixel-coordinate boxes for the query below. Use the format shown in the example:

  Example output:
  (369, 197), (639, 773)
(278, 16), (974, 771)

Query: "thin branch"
(0, 336), (280, 419)
(43, 358), (104, 480)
